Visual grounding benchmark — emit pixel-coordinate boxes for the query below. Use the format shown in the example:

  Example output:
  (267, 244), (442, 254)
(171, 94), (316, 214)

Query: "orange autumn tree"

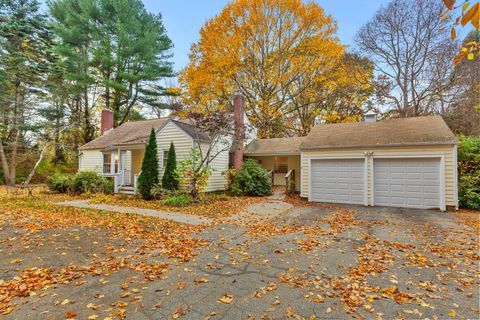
(180, 0), (350, 138)
(441, 0), (480, 64)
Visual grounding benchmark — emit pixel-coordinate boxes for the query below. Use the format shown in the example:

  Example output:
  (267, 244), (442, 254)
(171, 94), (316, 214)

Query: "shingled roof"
(79, 118), (211, 151)
(245, 137), (306, 155)
(300, 116), (457, 150)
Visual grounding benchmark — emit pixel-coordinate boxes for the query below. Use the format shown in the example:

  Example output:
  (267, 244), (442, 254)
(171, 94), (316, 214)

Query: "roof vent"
(364, 111), (377, 123)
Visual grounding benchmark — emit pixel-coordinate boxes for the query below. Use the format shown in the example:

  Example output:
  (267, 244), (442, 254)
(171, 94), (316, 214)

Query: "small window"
(103, 151), (118, 174)
(103, 153), (112, 174)
(162, 150), (168, 168)
(113, 151), (119, 173)
(275, 157), (288, 174)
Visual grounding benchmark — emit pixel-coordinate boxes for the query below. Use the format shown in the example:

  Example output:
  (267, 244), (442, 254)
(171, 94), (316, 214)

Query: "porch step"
(118, 186), (135, 195)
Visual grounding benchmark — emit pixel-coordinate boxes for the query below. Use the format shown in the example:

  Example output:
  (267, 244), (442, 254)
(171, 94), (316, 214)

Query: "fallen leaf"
(194, 278), (209, 284)
(86, 303), (98, 310)
(218, 294), (233, 304)
(9, 259), (23, 264)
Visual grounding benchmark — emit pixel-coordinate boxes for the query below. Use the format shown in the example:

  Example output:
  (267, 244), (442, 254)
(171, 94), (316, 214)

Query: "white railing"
(133, 171), (141, 192)
(113, 173), (119, 193)
(123, 169), (132, 186)
(284, 169), (295, 194)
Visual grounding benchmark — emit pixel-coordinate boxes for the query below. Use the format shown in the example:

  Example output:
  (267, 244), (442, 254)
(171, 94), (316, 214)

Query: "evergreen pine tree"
(162, 142), (179, 190)
(0, 0), (53, 185)
(138, 128), (159, 200)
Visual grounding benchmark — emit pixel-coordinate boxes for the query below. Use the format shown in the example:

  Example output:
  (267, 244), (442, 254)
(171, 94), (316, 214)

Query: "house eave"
(299, 142), (458, 151)
(245, 152), (300, 156)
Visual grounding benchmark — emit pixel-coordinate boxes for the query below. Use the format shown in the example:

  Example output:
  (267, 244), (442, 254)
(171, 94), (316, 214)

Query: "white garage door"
(374, 158), (441, 209)
(310, 159), (365, 204)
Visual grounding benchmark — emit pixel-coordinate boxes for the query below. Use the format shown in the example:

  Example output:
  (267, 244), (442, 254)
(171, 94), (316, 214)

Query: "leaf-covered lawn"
(0, 188), (479, 319)
(0, 191), (209, 317)
(88, 193), (267, 218)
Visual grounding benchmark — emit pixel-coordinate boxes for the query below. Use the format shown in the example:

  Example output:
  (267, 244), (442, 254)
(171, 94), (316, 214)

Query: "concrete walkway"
(55, 200), (214, 225)
(229, 189), (293, 222)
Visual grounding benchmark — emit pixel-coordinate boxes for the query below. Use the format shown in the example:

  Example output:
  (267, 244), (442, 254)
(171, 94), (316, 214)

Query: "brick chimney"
(101, 109), (114, 135)
(233, 94), (244, 171)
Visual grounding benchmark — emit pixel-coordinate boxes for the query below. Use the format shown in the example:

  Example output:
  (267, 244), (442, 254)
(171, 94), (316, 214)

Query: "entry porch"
(101, 145), (145, 194)
(247, 155), (301, 193)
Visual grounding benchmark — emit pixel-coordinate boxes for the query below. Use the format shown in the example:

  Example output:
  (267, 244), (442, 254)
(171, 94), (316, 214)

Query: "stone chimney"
(101, 109), (114, 135)
(233, 94), (245, 171)
(364, 110), (377, 123)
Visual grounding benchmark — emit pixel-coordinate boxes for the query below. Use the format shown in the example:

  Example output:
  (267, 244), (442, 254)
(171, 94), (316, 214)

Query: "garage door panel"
(423, 173), (439, 180)
(310, 159), (365, 205)
(374, 158), (440, 209)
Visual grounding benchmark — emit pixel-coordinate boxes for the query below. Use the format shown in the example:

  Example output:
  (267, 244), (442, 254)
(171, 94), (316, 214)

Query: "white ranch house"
(79, 111), (458, 211)
(79, 116), (229, 195)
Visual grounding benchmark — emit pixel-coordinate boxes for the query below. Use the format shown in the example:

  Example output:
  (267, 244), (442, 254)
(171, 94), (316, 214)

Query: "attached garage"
(373, 158), (442, 209)
(299, 116), (458, 211)
(246, 115), (458, 211)
(310, 159), (366, 205)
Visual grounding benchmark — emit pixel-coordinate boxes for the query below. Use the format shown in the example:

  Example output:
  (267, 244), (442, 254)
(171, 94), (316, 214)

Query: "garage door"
(374, 158), (440, 209)
(310, 159), (365, 204)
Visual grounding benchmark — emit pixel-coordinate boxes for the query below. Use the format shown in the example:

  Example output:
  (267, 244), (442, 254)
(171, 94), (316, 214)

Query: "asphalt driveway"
(1, 203), (479, 319)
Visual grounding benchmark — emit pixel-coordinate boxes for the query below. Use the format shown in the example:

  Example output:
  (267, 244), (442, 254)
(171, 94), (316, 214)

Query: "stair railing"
(133, 171), (142, 193)
(284, 169), (295, 194)
(266, 169), (274, 186)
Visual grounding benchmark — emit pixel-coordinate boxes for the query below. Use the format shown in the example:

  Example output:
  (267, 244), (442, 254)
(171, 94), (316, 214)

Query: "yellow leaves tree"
(179, 0), (347, 138)
(286, 53), (374, 136)
(441, 0), (480, 64)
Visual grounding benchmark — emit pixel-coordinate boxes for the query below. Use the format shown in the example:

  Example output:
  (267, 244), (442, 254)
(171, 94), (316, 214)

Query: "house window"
(274, 157), (288, 173)
(103, 153), (111, 174)
(103, 151), (119, 174)
(162, 150), (168, 168)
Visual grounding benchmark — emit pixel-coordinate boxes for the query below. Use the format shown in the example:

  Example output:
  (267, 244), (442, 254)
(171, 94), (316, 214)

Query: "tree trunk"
(53, 104), (64, 164)
(0, 140), (13, 186)
(24, 144), (48, 185)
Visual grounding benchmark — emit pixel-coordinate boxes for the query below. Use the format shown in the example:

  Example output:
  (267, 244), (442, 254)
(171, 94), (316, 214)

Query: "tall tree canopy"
(180, 0), (372, 138)
(355, 0), (457, 118)
(443, 30), (480, 136)
(49, 0), (175, 130)
(0, 0), (52, 185)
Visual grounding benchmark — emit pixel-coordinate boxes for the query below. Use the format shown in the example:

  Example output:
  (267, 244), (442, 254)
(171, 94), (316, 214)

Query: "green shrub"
(222, 168), (237, 190)
(459, 174), (480, 210)
(162, 193), (192, 207)
(231, 159), (272, 196)
(458, 136), (480, 210)
(162, 142), (179, 190)
(176, 147), (212, 200)
(151, 184), (174, 200)
(47, 172), (73, 193)
(138, 128), (159, 200)
(71, 170), (112, 194)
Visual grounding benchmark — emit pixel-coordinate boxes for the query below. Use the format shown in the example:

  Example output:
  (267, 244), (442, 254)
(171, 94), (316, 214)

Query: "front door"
(120, 150), (126, 172)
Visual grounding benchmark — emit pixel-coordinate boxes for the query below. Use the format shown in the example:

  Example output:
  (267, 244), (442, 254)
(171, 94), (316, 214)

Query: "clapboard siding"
(79, 150), (103, 173)
(200, 140), (229, 192)
(124, 150), (132, 171)
(301, 145), (456, 208)
(78, 120), (230, 193)
(156, 121), (194, 180)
